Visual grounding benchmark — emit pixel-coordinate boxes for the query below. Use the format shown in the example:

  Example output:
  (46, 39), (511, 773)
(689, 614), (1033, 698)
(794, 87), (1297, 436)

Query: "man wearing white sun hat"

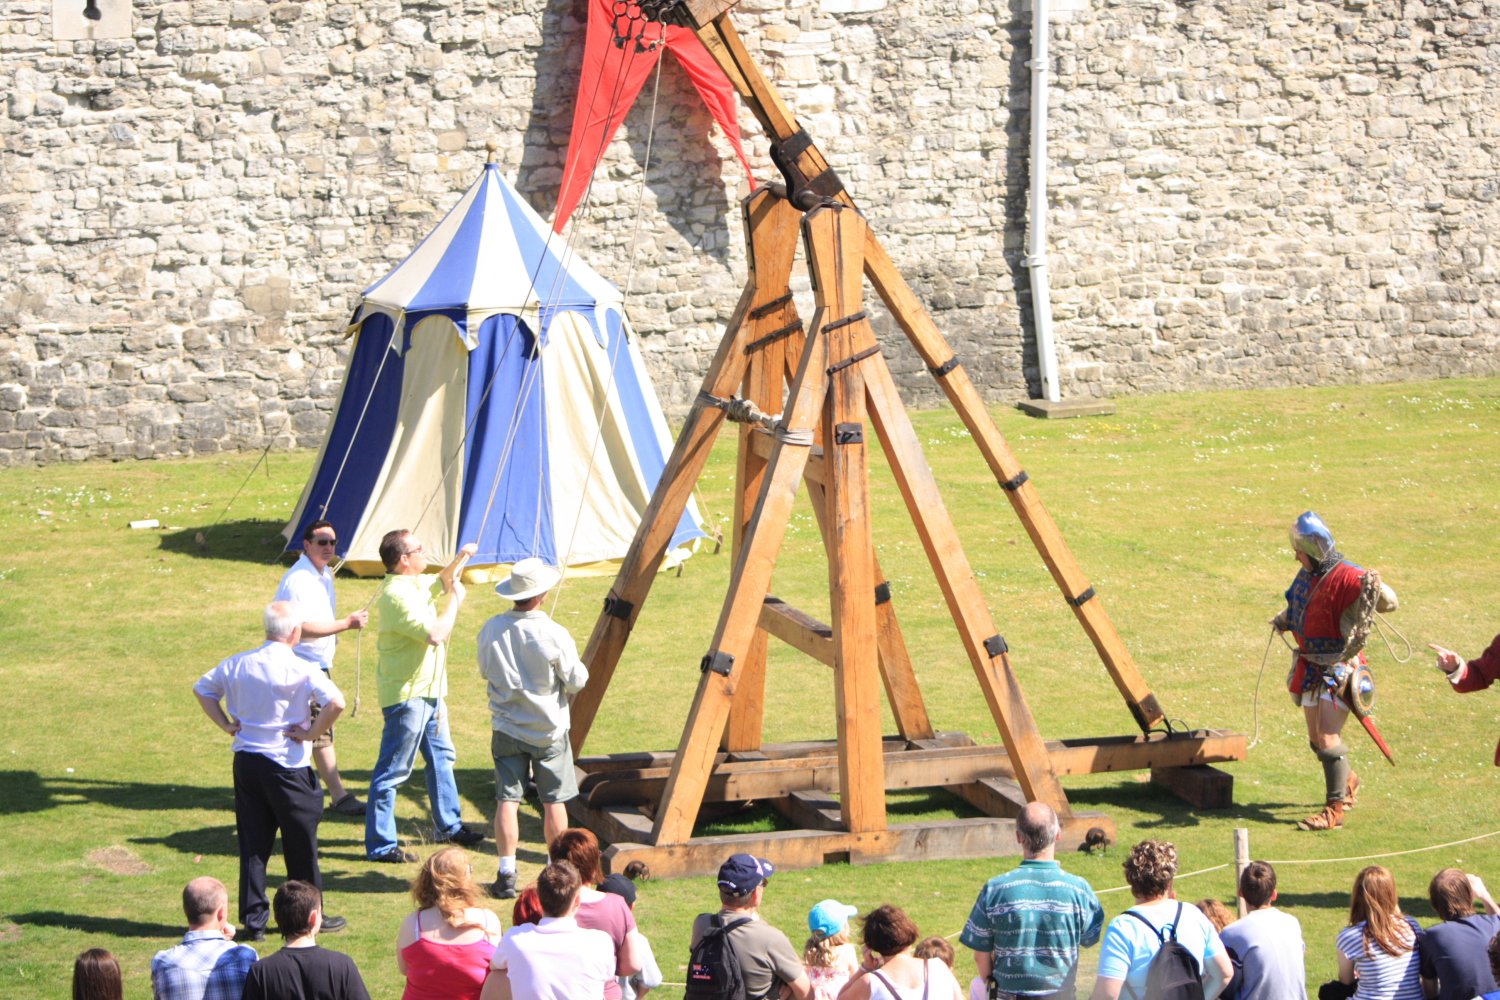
(477, 556), (588, 899)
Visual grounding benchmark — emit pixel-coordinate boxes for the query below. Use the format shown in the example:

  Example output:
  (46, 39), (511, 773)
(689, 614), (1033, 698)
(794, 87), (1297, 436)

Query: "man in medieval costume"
(1273, 511), (1398, 831)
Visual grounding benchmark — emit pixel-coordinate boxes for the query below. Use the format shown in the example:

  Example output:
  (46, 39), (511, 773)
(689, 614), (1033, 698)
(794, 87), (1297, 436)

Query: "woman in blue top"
(1090, 840), (1233, 1000)
(1335, 866), (1423, 1000)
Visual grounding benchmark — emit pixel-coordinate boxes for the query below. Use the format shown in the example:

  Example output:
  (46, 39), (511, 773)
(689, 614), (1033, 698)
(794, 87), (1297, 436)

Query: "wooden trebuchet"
(556, 0), (1247, 880)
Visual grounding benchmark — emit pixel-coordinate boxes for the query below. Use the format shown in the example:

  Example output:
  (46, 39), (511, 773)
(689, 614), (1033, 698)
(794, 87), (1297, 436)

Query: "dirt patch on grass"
(86, 846), (153, 876)
(0, 923), (21, 941)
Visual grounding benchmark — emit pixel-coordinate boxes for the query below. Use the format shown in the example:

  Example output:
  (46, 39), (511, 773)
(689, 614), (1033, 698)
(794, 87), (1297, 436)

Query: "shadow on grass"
(10, 912), (181, 939)
(132, 825), (238, 857)
(1065, 782), (1297, 830)
(0, 773), (234, 814)
(158, 519), (296, 566)
(320, 870), (415, 894)
(1276, 892), (1437, 921)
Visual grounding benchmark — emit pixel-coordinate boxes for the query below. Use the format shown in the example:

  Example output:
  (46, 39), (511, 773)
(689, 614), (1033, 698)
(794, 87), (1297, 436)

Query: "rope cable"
(465, 34), (652, 566)
(547, 45), (668, 616)
(197, 437), (275, 551)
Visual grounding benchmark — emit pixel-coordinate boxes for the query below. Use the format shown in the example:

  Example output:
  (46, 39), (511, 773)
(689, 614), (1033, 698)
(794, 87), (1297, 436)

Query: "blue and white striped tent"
(281, 162), (707, 578)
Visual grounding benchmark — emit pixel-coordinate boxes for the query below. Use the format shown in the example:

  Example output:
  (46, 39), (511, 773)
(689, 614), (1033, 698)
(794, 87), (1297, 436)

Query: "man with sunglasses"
(275, 519), (369, 816)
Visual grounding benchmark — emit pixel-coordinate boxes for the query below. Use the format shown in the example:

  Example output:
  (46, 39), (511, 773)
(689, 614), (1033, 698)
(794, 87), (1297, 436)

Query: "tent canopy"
(282, 163), (707, 577)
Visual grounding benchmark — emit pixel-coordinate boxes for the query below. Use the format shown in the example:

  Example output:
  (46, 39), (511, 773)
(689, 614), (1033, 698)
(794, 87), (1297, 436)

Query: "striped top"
(959, 860), (1105, 995)
(1336, 918), (1424, 1000)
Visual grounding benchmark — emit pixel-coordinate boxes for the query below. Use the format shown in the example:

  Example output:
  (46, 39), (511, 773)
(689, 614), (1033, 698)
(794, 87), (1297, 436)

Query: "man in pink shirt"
(482, 861), (615, 1000)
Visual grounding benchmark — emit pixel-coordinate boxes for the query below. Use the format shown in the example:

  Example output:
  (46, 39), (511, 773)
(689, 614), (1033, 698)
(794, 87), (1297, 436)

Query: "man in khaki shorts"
(477, 558), (588, 899)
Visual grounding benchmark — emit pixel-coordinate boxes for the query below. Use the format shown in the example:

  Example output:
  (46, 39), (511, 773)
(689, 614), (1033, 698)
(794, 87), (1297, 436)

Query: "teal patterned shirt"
(959, 859), (1104, 996)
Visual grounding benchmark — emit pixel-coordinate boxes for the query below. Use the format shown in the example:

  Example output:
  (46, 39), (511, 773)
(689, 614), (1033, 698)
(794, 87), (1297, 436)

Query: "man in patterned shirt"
(960, 803), (1104, 1000)
(152, 877), (258, 1000)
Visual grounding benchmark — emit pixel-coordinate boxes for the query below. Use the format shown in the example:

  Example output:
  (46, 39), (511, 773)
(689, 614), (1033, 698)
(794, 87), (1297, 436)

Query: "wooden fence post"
(1234, 827), (1250, 918)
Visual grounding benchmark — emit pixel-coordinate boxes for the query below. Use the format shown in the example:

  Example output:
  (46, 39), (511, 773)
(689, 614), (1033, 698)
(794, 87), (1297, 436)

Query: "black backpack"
(685, 914), (754, 1000)
(1123, 903), (1205, 1000)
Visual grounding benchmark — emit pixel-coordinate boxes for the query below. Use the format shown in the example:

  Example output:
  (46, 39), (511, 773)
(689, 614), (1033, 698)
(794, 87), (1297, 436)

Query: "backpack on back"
(685, 914), (754, 1000)
(1123, 903), (1205, 1000)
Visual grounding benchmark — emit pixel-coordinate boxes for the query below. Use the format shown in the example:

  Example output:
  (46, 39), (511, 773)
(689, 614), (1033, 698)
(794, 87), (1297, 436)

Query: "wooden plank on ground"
(598, 812), (1115, 879)
(767, 790), (844, 832)
(583, 730), (1246, 806)
(575, 731), (974, 776)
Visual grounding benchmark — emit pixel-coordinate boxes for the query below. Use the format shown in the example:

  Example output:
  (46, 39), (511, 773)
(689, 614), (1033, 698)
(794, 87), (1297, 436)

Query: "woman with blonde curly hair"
(396, 846), (503, 1000)
(1090, 840), (1233, 1000)
(1334, 866), (1423, 1000)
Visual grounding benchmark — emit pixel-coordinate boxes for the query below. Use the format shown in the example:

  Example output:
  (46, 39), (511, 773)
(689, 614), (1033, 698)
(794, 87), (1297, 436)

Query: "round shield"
(1347, 662), (1377, 716)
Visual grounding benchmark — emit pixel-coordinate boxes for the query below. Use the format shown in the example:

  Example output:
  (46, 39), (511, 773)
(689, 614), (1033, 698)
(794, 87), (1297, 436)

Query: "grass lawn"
(2, 377), (1499, 999)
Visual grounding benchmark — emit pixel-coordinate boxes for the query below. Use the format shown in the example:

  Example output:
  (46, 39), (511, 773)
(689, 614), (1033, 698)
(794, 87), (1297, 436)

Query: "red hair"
(512, 886), (543, 927)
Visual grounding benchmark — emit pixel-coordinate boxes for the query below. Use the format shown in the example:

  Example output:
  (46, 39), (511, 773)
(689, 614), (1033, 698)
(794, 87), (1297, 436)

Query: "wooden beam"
(680, 8), (1166, 734)
(860, 341), (1071, 816)
(759, 597), (833, 664)
(597, 812), (1116, 880)
(570, 189), (806, 754)
(575, 732), (974, 776)
(583, 730), (1247, 807)
(725, 273), (799, 753)
(767, 790), (844, 832)
(1151, 764), (1235, 809)
(806, 204), (885, 836)
(649, 298), (831, 846)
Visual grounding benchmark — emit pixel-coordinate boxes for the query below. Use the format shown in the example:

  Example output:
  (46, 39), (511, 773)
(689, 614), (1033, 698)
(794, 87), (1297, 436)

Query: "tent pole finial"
(486, 140), (499, 165)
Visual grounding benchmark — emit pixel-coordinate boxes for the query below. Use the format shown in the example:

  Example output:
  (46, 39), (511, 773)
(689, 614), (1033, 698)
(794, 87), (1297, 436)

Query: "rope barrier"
(1085, 829), (1500, 897)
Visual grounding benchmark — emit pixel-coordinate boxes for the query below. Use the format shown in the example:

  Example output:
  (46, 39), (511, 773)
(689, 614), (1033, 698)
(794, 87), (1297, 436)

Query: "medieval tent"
(281, 160), (708, 578)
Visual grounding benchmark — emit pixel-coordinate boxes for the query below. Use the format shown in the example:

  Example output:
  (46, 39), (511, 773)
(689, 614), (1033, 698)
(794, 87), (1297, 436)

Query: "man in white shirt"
(274, 518), (368, 816)
(194, 601), (349, 940)
(476, 558), (588, 899)
(1218, 861), (1307, 1000)
(482, 860), (615, 1000)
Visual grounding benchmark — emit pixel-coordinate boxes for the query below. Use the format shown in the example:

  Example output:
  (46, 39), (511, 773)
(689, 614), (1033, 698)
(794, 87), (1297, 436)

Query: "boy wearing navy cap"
(690, 854), (812, 1000)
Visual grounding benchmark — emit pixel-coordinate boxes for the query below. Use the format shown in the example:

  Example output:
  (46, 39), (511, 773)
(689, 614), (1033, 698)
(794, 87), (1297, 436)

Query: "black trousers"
(233, 751), (322, 933)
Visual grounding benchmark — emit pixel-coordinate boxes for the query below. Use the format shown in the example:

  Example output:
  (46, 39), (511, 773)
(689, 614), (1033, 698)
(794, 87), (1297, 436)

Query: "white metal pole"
(1026, 0), (1060, 402)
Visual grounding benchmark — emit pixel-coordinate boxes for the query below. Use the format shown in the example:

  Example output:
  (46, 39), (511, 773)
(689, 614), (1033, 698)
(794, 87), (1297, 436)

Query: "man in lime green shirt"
(364, 529), (485, 862)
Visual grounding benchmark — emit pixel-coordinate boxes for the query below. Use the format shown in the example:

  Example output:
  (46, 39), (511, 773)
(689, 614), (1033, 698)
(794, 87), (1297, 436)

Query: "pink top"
(808, 965), (852, 1000)
(401, 910), (497, 1000)
(574, 893), (637, 1000)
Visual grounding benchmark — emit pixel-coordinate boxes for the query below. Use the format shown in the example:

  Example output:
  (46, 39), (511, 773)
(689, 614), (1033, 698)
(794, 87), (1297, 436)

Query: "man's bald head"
(264, 601), (301, 643)
(1016, 801), (1061, 857)
(183, 877), (228, 928)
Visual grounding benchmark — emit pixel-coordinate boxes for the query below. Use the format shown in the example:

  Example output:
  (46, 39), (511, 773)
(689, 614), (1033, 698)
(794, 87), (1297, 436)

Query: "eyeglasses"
(311, 537), (338, 547)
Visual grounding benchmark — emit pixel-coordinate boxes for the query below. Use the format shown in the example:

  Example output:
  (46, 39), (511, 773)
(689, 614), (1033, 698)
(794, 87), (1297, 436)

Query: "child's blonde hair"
(803, 929), (850, 968)
(913, 936), (956, 969)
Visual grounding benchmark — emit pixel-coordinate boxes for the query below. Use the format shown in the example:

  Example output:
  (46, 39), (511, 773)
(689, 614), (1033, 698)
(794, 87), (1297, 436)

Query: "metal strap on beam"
(1066, 587), (1096, 608)
(826, 344), (881, 376)
(748, 291), (794, 320)
(744, 320), (803, 355)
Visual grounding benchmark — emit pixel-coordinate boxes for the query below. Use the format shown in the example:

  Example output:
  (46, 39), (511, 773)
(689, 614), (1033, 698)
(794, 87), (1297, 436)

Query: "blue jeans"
(365, 698), (464, 857)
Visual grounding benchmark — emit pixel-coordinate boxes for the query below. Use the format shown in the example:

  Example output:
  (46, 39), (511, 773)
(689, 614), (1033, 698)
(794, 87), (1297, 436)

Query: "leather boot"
(1298, 798), (1345, 831)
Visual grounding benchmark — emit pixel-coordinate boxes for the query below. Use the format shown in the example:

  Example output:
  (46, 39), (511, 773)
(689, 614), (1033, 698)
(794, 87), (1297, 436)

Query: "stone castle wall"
(0, 0), (1496, 464)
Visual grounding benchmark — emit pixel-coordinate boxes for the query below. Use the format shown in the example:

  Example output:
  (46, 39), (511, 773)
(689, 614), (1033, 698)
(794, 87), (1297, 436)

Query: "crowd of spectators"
(65, 816), (1500, 1000)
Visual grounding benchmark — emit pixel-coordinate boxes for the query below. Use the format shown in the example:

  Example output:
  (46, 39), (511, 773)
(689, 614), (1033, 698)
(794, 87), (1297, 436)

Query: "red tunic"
(1450, 631), (1500, 765)
(1284, 561), (1368, 697)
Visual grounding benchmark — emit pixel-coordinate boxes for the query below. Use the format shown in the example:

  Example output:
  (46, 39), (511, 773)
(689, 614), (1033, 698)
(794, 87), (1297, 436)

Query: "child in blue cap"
(804, 899), (860, 1000)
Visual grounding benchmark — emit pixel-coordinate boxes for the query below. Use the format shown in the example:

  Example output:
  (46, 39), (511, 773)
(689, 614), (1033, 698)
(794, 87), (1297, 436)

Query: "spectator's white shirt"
(621, 934), (662, 1000)
(491, 916), (615, 1000)
(194, 642), (341, 768)
(477, 610), (588, 744)
(275, 554), (337, 671)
